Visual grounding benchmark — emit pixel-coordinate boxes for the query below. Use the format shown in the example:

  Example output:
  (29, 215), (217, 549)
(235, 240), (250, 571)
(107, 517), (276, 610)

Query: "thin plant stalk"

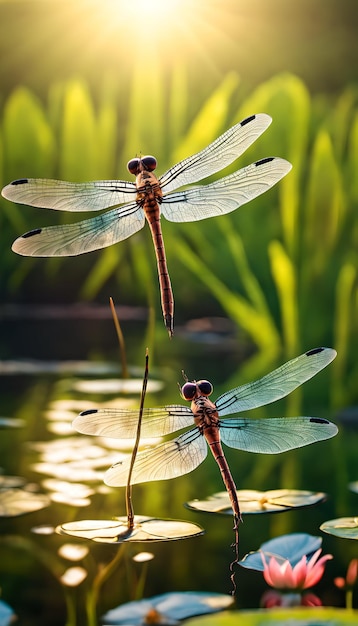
(109, 296), (129, 379)
(126, 349), (149, 528)
(346, 589), (353, 611)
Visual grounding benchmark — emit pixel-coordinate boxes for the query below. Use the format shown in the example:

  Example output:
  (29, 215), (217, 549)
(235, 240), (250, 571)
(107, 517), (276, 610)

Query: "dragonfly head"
(181, 379), (213, 401)
(127, 155), (157, 176)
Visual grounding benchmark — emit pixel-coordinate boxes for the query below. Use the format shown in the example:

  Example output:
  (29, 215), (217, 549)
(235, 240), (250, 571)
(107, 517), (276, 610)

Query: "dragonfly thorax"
(192, 394), (219, 429)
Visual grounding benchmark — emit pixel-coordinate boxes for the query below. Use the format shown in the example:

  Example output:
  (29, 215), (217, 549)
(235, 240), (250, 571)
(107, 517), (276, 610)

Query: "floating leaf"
(57, 516), (204, 543)
(186, 489), (326, 515)
(103, 591), (234, 625)
(0, 489), (50, 517)
(239, 533), (322, 571)
(320, 517), (358, 540)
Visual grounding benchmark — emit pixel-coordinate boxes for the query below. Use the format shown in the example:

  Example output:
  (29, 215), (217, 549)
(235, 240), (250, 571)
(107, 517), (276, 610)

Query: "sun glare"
(96, 0), (187, 32)
(86, 0), (206, 52)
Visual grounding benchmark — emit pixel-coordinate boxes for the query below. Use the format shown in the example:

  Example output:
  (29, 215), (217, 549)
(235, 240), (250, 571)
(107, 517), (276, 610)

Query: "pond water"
(0, 309), (357, 625)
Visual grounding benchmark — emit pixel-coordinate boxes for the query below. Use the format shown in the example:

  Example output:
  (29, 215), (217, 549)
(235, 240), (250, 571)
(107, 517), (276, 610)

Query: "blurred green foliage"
(1, 71), (357, 409)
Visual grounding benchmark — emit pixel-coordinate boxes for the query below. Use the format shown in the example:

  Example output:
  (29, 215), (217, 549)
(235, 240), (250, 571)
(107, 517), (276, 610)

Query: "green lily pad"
(186, 489), (326, 515)
(57, 515), (205, 543)
(320, 516), (358, 540)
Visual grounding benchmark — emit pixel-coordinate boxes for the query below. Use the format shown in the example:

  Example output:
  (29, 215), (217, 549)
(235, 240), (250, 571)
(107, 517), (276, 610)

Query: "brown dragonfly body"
(191, 390), (241, 526)
(134, 163), (174, 335)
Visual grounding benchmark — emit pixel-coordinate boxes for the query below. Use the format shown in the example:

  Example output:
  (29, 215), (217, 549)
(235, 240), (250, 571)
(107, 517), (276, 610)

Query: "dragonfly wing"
(104, 428), (208, 486)
(216, 347), (337, 416)
(159, 113), (273, 193)
(73, 405), (194, 438)
(220, 417), (338, 453)
(161, 157), (291, 222)
(1, 178), (137, 211)
(12, 203), (145, 256)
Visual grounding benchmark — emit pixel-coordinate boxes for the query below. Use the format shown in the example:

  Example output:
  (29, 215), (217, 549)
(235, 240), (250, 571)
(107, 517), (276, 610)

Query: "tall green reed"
(1, 70), (357, 409)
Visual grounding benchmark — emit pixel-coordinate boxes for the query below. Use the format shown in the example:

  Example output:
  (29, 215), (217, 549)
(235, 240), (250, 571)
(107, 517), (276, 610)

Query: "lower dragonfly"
(1, 113), (291, 336)
(73, 347), (338, 528)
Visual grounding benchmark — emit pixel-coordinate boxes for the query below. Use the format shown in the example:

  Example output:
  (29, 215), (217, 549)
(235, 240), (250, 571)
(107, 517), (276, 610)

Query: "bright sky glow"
(119, 0), (182, 23)
(85, 0), (206, 52)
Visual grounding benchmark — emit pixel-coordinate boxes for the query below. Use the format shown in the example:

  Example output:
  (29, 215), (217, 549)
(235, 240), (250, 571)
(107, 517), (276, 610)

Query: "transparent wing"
(220, 417), (338, 453)
(1, 178), (137, 211)
(216, 348), (337, 416)
(73, 405), (194, 438)
(11, 203), (144, 256)
(159, 113), (273, 193)
(161, 157), (291, 222)
(104, 428), (207, 486)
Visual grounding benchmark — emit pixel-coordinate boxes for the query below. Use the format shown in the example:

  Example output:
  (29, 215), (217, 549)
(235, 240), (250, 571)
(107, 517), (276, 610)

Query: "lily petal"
(304, 553), (333, 588)
(292, 555), (309, 588)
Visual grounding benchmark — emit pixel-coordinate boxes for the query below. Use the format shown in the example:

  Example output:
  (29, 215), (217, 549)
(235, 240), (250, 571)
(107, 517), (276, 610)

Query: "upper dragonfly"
(1, 113), (292, 336)
(73, 347), (338, 526)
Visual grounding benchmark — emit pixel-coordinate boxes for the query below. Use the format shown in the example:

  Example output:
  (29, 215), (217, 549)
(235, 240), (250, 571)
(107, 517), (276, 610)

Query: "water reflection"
(0, 328), (355, 624)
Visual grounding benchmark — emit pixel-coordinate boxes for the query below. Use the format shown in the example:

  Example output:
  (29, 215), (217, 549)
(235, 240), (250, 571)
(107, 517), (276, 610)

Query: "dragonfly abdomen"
(204, 426), (241, 523)
(144, 196), (174, 337)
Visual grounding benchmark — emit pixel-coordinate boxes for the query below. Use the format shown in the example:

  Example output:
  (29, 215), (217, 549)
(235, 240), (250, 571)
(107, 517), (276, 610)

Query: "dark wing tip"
(80, 409), (98, 416)
(11, 178), (29, 185)
(306, 347), (324, 356)
(240, 114), (256, 126)
(255, 156), (275, 166)
(310, 417), (329, 424)
(22, 228), (42, 239)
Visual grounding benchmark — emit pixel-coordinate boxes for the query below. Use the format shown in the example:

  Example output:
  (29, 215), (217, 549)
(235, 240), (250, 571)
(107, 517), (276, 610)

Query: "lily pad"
(102, 591), (234, 625)
(239, 533), (322, 571)
(0, 488), (50, 517)
(320, 517), (358, 540)
(57, 515), (204, 543)
(186, 489), (326, 515)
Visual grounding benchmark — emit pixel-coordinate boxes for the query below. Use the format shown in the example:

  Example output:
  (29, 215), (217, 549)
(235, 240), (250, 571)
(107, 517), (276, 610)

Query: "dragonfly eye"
(141, 155), (157, 172)
(181, 382), (197, 401)
(127, 158), (141, 175)
(197, 380), (213, 396)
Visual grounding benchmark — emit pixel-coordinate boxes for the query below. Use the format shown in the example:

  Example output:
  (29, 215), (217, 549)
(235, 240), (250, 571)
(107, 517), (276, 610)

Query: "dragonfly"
(1, 113), (292, 336)
(72, 347), (338, 527)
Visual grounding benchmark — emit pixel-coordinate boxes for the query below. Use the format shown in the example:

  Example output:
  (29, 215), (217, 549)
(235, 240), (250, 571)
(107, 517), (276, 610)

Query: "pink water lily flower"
(261, 548), (333, 591)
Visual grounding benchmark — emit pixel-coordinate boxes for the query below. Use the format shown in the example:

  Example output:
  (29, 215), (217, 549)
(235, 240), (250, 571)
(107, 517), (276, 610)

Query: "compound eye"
(141, 155), (157, 171)
(197, 380), (213, 396)
(127, 158), (141, 175)
(181, 382), (197, 401)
